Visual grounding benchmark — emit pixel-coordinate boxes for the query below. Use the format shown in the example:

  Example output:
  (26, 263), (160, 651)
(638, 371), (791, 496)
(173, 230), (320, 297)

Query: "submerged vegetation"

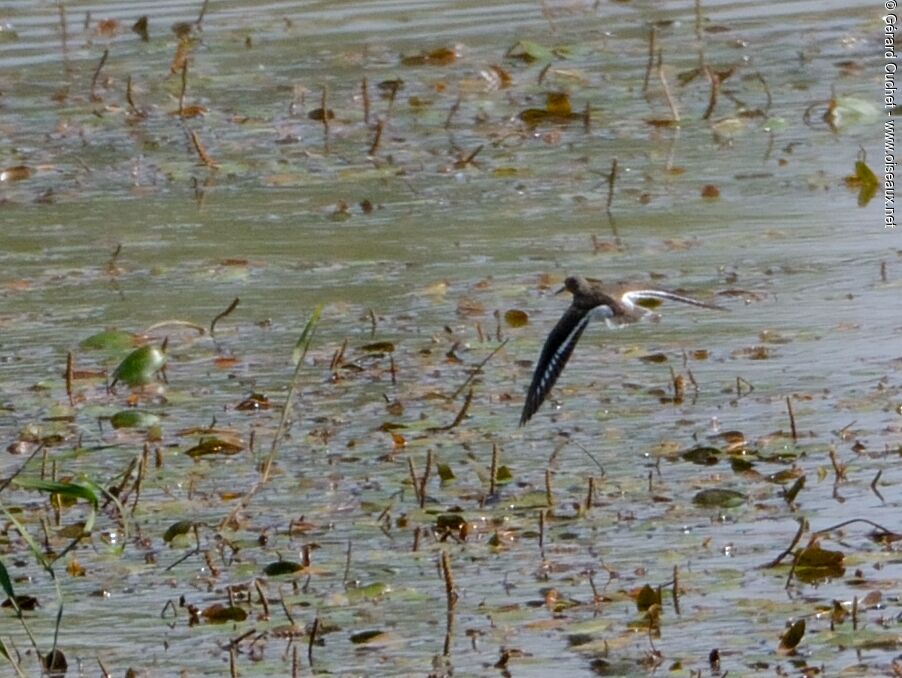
(0, 0), (897, 676)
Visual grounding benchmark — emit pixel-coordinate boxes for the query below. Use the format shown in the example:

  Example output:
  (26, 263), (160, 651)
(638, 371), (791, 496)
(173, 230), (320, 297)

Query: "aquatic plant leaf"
(360, 341), (395, 353)
(263, 560), (305, 576)
(0, 559), (15, 603)
(236, 393), (270, 411)
(110, 410), (160, 429)
(496, 465), (513, 483)
(825, 629), (902, 650)
(768, 468), (802, 484)
(729, 457), (755, 473)
(779, 619), (805, 652)
(635, 584), (661, 612)
(111, 344), (166, 387)
(2, 594), (38, 611)
(13, 478), (100, 508)
(832, 96), (879, 125)
(58, 522), (88, 538)
(172, 104), (207, 118)
(79, 329), (137, 351)
(347, 582), (391, 602)
(844, 160), (878, 207)
(545, 92), (571, 116)
(436, 514), (465, 530)
(0, 165), (31, 182)
(43, 649), (67, 675)
(518, 108), (583, 126)
(401, 47), (456, 66)
(185, 438), (243, 458)
(202, 603), (247, 623)
(503, 309), (528, 327)
(350, 629), (387, 644)
(692, 488), (746, 508)
(437, 463), (455, 481)
(506, 40), (555, 63)
(163, 521), (193, 543)
(796, 544), (844, 568)
(308, 107), (334, 121)
(681, 446), (721, 465)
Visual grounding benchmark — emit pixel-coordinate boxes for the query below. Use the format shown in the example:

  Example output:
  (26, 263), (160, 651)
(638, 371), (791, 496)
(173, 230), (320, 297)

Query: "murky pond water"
(1, 0), (898, 676)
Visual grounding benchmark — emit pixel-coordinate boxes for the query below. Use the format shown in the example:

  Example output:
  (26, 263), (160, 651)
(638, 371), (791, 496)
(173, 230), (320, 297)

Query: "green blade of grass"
(12, 478), (100, 509)
(291, 304), (323, 367)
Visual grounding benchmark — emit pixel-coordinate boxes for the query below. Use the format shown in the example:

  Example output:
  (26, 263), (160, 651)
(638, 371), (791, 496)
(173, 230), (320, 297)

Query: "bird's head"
(558, 275), (595, 297)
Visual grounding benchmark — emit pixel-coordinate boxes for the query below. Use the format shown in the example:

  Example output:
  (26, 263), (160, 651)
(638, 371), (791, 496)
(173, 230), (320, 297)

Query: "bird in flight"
(520, 275), (727, 425)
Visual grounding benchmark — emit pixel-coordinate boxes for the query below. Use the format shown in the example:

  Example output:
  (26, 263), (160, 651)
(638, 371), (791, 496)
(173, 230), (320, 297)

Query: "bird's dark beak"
(554, 285), (567, 296)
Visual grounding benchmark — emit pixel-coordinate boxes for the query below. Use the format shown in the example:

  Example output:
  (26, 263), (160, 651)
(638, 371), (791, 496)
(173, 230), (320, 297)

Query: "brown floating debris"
(189, 129), (218, 168)
(518, 91), (584, 125)
(401, 47), (456, 67)
(1, 165), (32, 182)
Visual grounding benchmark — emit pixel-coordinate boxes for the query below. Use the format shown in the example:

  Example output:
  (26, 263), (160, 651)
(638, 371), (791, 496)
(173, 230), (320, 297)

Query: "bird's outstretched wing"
(520, 305), (598, 426)
(621, 289), (727, 312)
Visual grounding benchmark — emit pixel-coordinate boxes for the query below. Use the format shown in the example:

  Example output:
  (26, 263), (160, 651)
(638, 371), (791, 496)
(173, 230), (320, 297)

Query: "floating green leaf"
(796, 544), (844, 568)
(347, 582), (391, 602)
(496, 465), (513, 483)
(13, 477), (101, 509)
(681, 446), (721, 465)
(263, 560), (305, 576)
(163, 520), (193, 544)
(692, 488), (746, 508)
(845, 159), (878, 207)
(111, 344), (166, 387)
(437, 463), (455, 481)
(79, 328), (137, 351)
(110, 410), (160, 429)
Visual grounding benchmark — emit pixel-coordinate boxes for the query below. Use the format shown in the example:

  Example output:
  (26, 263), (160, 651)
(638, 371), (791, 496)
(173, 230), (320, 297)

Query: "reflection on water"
(0, 0), (896, 675)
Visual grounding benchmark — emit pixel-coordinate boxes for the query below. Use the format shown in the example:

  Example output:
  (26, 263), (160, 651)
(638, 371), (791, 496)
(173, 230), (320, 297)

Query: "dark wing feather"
(520, 306), (594, 426)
